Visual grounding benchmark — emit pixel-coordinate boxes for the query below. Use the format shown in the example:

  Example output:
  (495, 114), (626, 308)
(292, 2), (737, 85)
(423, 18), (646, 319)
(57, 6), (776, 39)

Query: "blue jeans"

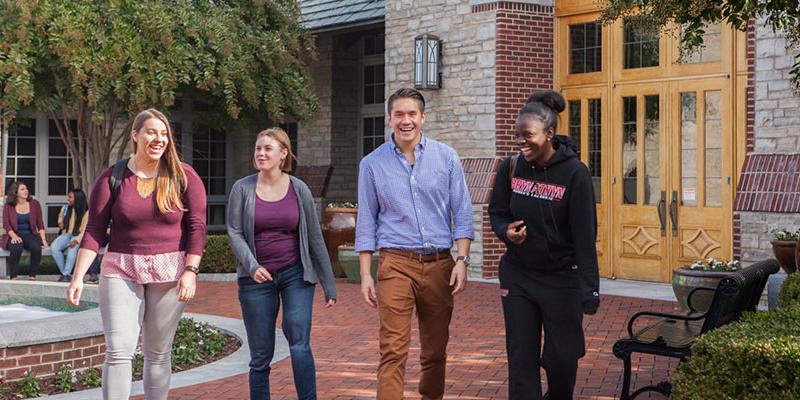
(238, 263), (317, 400)
(51, 234), (79, 276)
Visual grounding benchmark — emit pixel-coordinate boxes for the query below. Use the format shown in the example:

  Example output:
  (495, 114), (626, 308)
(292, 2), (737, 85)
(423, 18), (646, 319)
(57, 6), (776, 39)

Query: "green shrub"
(672, 306), (800, 399)
(202, 235), (237, 273)
(19, 370), (40, 397)
(81, 368), (101, 387)
(55, 363), (75, 393)
(779, 273), (800, 308)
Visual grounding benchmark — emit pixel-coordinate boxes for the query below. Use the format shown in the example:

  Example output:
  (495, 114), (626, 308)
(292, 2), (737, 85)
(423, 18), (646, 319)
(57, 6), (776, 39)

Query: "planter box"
(322, 208), (358, 278)
(337, 245), (378, 284)
(672, 267), (736, 313)
(771, 240), (798, 274)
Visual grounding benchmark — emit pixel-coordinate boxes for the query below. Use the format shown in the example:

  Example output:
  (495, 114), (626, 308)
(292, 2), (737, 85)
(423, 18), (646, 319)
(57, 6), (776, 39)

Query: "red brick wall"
(734, 19), (757, 259)
(478, 1), (555, 278)
(1, 336), (105, 381)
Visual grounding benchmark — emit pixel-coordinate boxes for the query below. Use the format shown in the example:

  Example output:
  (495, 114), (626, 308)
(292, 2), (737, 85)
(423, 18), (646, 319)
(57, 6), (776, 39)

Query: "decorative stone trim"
(472, 1), (554, 14)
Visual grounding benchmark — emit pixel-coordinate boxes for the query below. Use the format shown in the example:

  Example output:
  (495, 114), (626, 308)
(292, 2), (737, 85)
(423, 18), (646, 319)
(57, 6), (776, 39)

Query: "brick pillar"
(481, 1), (555, 279)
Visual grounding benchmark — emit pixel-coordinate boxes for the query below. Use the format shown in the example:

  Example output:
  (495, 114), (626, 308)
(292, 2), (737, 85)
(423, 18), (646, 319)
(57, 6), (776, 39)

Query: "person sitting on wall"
(52, 188), (89, 282)
(2, 181), (49, 280)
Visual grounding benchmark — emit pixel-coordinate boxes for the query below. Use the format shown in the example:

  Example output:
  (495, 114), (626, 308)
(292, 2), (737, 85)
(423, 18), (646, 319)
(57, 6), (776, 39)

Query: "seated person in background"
(52, 188), (89, 282)
(2, 181), (48, 280)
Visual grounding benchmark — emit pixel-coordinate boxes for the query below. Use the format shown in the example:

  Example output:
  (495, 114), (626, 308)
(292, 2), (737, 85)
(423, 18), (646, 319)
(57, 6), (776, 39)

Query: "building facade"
(3, 0), (798, 282)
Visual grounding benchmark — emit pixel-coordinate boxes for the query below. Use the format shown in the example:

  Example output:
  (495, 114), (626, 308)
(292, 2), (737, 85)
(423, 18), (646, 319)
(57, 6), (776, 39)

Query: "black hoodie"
(488, 137), (600, 313)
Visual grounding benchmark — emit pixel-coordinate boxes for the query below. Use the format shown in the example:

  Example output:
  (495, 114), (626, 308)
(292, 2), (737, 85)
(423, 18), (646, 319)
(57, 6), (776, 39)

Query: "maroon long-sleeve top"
(81, 163), (207, 255)
(2, 199), (45, 249)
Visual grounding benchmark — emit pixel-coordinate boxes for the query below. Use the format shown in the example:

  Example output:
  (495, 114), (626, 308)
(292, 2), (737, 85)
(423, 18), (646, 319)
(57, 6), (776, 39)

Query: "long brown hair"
(131, 108), (187, 213)
(254, 127), (296, 172)
(4, 181), (30, 206)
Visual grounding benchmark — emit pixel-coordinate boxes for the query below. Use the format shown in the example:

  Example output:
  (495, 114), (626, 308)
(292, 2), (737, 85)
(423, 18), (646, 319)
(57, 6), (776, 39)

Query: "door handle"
(657, 191), (667, 237)
(669, 190), (678, 237)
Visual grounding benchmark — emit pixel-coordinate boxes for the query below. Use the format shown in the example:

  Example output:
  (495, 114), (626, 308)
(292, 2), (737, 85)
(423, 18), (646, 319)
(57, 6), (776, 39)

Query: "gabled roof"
(299, 0), (384, 31)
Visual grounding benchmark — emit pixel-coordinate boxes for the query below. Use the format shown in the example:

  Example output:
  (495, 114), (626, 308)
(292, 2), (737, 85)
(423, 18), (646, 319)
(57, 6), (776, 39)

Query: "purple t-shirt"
(254, 181), (300, 272)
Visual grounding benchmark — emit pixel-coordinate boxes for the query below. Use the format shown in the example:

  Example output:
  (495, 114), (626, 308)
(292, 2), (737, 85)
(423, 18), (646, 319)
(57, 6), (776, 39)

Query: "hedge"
(671, 306), (800, 399)
(201, 234), (237, 273)
(779, 272), (800, 308)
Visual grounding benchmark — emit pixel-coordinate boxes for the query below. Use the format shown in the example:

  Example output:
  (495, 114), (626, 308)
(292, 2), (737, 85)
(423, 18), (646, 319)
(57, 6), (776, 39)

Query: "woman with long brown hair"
(66, 108), (207, 400)
(3, 181), (48, 280)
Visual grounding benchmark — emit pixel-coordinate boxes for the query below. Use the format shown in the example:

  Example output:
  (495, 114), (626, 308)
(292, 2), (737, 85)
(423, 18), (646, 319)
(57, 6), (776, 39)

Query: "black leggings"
(500, 260), (585, 400)
(8, 234), (43, 278)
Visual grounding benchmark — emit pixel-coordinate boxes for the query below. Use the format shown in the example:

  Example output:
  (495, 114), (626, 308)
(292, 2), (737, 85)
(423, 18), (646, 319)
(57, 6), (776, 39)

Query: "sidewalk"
(140, 278), (678, 400)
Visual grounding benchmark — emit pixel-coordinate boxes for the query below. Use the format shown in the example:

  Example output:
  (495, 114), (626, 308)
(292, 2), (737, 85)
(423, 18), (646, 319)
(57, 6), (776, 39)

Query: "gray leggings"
(99, 276), (186, 400)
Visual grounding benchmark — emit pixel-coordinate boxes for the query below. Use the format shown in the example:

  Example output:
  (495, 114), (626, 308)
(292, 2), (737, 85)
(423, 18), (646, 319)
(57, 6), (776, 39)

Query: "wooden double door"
(564, 77), (734, 282)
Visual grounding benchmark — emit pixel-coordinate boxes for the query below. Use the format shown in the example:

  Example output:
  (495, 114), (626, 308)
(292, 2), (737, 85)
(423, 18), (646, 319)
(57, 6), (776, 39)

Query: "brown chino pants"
(376, 249), (455, 400)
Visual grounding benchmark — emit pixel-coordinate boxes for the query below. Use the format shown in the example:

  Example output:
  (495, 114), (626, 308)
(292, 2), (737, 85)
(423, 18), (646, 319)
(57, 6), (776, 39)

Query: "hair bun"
(526, 90), (565, 114)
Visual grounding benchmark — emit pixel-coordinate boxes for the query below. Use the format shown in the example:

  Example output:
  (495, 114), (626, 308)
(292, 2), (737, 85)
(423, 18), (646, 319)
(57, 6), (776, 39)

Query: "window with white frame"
(360, 31), (385, 159)
(5, 119), (37, 195)
(192, 126), (226, 226)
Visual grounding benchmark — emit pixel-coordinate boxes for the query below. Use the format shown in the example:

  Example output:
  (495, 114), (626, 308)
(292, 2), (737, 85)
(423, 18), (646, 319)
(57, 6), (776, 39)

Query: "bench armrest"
(686, 287), (717, 313)
(627, 310), (707, 337)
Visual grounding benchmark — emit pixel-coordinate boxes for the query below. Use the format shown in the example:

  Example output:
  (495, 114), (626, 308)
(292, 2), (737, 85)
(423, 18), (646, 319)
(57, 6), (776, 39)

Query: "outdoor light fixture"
(414, 34), (442, 89)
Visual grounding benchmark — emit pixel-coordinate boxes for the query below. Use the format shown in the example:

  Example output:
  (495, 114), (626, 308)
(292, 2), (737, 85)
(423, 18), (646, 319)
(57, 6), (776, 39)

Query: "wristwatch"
(184, 265), (200, 275)
(456, 255), (470, 266)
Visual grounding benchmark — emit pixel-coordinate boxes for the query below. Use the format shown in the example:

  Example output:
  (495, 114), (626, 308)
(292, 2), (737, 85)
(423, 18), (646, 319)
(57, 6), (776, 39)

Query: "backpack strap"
(108, 157), (129, 204)
(508, 153), (519, 190)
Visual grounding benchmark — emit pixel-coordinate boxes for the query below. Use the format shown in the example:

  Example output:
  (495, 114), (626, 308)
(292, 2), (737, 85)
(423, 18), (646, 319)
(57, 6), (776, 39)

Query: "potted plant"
(322, 202), (358, 278)
(770, 228), (799, 274)
(672, 258), (741, 312)
(337, 243), (378, 284)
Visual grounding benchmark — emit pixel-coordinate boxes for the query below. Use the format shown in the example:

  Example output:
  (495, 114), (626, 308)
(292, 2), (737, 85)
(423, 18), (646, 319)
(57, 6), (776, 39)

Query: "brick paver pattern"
(138, 280), (678, 400)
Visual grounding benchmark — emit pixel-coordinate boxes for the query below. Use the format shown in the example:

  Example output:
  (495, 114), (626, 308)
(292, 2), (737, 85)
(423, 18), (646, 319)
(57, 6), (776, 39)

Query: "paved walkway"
(138, 279), (679, 400)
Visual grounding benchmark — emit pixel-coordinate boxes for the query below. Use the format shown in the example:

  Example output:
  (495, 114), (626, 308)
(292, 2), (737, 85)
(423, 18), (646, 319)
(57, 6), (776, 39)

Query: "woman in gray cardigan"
(227, 127), (336, 400)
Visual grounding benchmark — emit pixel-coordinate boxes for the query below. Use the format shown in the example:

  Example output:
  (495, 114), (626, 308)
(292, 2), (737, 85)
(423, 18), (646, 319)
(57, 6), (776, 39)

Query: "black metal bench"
(612, 258), (780, 399)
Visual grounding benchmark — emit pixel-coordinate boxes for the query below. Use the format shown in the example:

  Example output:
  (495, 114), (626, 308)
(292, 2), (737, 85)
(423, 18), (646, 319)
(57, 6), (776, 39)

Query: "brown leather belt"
(380, 248), (451, 263)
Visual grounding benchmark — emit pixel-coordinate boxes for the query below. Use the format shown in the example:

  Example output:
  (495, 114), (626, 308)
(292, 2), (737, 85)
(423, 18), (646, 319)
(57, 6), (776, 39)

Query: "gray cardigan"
(226, 174), (336, 301)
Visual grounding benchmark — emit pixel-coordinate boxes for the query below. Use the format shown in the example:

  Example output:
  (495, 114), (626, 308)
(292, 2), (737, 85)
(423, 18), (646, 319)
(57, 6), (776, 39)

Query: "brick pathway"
(141, 279), (679, 400)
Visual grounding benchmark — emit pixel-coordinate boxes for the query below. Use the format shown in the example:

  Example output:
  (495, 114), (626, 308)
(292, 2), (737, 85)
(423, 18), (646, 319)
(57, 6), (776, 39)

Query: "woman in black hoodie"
(489, 90), (599, 400)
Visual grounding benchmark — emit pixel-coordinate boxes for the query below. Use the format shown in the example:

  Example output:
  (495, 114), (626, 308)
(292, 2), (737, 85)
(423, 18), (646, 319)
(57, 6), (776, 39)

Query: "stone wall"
(326, 35), (361, 203)
(735, 17), (800, 264)
(384, 0), (497, 158)
(298, 33), (334, 168)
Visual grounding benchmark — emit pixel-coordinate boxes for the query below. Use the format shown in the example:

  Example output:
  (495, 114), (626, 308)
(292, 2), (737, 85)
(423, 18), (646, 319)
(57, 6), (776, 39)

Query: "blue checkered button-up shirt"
(355, 135), (474, 253)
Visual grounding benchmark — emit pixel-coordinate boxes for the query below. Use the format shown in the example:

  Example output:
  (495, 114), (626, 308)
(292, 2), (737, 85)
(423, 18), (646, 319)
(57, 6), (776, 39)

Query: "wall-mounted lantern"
(414, 34), (442, 90)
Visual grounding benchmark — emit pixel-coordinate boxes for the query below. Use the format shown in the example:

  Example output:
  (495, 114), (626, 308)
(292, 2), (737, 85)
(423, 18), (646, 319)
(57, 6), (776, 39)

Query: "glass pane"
(704, 90), (722, 207)
(681, 23), (722, 64)
(363, 117), (374, 136)
(376, 85), (385, 104)
(209, 204), (226, 226)
(568, 100), (581, 160)
(210, 178), (226, 195)
(49, 159), (68, 176)
(49, 139), (67, 157)
(210, 160), (225, 177)
(210, 141), (226, 159)
(193, 160), (209, 176)
(624, 19), (659, 69)
(18, 158), (36, 175)
(17, 138), (36, 156)
(588, 99), (602, 203)
(364, 85), (374, 104)
(47, 205), (64, 228)
(414, 39), (423, 86)
(49, 178), (67, 196)
(622, 96), (637, 205)
(681, 92), (698, 207)
(643, 95), (660, 205)
(364, 65), (375, 85)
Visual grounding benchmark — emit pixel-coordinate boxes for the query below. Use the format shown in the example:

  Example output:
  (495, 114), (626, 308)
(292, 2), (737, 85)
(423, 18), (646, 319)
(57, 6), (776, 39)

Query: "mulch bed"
(0, 334), (240, 399)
